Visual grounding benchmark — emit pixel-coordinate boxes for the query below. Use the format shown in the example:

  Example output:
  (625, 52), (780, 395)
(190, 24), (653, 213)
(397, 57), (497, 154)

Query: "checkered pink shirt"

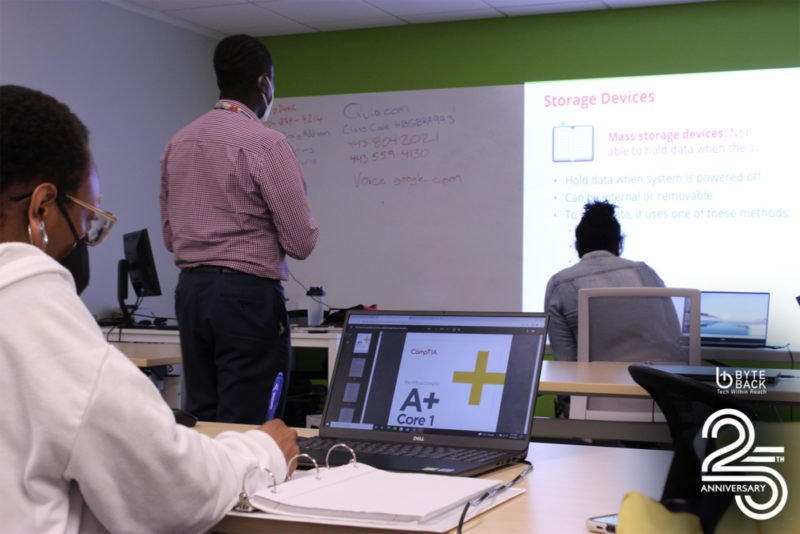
(160, 100), (319, 280)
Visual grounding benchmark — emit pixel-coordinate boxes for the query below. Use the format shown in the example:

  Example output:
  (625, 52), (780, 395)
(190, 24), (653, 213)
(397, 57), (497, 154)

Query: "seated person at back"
(544, 200), (669, 362)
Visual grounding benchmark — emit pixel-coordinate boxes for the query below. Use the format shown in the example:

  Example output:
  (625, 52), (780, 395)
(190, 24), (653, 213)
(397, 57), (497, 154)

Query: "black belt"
(181, 265), (278, 282)
(182, 265), (245, 274)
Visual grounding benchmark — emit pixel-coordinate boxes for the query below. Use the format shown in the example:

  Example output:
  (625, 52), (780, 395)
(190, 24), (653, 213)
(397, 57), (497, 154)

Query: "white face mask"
(259, 76), (274, 125)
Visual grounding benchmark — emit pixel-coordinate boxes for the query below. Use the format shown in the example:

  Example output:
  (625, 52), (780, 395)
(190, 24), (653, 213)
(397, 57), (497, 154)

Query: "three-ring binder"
(230, 448), (520, 529)
(233, 443), (357, 513)
(234, 467), (276, 512)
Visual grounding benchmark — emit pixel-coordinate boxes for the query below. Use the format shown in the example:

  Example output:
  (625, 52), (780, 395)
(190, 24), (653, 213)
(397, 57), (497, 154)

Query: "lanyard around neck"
(214, 101), (255, 120)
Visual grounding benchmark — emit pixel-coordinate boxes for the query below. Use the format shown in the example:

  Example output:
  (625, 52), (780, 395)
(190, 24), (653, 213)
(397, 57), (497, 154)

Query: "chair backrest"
(570, 287), (701, 421)
(628, 364), (756, 534)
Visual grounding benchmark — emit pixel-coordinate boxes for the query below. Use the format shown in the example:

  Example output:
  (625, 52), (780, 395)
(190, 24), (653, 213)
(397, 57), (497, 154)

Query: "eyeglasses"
(63, 194), (117, 246)
(9, 191), (117, 246)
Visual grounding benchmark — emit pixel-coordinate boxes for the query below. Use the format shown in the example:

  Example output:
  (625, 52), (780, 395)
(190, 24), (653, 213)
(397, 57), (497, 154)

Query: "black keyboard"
(298, 437), (507, 464)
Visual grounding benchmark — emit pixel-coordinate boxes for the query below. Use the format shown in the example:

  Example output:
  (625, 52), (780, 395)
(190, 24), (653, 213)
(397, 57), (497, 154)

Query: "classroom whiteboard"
(272, 85), (524, 312)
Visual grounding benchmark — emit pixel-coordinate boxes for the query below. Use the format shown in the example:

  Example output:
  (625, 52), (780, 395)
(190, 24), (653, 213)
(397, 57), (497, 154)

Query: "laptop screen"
(700, 291), (770, 347)
(321, 311), (548, 442)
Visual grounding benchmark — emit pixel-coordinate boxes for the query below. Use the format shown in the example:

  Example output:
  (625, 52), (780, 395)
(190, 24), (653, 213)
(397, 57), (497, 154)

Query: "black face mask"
(59, 236), (90, 295)
(55, 197), (91, 295)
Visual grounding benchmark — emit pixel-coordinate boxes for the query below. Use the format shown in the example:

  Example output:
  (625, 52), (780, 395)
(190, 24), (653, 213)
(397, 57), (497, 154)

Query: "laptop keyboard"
(298, 437), (508, 464)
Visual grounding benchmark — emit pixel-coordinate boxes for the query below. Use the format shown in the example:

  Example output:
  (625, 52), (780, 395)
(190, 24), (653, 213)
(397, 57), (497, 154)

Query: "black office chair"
(628, 364), (756, 534)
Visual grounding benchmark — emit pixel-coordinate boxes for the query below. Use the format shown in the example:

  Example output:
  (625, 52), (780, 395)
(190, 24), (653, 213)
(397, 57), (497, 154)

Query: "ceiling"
(108, 0), (715, 37)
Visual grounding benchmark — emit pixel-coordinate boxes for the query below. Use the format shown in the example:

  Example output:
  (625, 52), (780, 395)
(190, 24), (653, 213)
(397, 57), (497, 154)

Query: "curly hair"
(575, 200), (622, 257)
(213, 35), (272, 93)
(0, 85), (90, 201)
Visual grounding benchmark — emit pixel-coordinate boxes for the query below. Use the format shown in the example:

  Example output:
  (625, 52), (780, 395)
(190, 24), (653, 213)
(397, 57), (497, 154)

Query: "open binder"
(232, 444), (526, 532)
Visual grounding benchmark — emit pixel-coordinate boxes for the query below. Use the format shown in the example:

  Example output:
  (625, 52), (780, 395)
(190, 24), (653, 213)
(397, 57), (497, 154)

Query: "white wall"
(0, 0), (219, 320)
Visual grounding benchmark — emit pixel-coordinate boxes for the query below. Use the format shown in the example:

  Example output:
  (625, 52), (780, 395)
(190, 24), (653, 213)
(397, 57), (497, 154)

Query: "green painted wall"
(262, 1), (799, 97)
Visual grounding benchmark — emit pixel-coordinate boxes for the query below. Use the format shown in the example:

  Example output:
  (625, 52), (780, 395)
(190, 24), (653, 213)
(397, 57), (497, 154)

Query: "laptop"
(297, 310), (549, 477)
(700, 291), (770, 348)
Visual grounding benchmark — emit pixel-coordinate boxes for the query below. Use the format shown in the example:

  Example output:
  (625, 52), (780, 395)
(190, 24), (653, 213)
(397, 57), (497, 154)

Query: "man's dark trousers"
(175, 268), (291, 424)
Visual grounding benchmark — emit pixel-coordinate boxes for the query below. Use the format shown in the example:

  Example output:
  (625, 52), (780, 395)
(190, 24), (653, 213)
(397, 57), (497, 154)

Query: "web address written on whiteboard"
(354, 171), (463, 188)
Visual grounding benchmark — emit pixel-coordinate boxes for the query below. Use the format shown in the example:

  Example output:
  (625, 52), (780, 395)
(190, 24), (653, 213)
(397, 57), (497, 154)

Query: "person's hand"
(257, 419), (299, 477)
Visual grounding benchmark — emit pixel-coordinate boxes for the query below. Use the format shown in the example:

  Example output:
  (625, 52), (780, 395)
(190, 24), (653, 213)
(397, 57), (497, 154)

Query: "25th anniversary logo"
(700, 408), (788, 520)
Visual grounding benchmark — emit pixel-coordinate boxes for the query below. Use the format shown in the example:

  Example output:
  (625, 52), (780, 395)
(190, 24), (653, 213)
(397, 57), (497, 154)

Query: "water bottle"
(306, 286), (325, 326)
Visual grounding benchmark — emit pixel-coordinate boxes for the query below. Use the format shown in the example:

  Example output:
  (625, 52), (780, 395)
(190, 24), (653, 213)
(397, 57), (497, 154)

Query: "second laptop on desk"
(297, 310), (549, 477)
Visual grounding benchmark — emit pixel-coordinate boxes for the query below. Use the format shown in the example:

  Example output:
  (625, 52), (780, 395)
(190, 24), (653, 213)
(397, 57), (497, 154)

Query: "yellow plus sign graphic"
(452, 351), (506, 405)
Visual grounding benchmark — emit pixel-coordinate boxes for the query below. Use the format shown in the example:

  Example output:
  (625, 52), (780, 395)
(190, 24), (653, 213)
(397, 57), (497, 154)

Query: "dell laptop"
(297, 310), (549, 477)
(700, 291), (770, 348)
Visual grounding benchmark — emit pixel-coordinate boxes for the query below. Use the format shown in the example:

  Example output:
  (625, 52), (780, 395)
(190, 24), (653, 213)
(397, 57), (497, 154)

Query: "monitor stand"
(117, 259), (136, 328)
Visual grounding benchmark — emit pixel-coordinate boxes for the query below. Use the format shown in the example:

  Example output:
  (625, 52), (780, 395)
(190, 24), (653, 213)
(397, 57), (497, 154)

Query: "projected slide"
(522, 68), (800, 349)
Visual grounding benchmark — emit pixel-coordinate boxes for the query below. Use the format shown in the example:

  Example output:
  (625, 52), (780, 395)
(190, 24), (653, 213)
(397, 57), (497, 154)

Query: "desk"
(196, 423), (673, 534)
(288, 327), (342, 382)
(545, 346), (797, 364)
(702, 346), (797, 364)
(104, 327), (342, 382)
(111, 341), (182, 367)
(539, 361), (800, 404)
(533, 361), (800, 443)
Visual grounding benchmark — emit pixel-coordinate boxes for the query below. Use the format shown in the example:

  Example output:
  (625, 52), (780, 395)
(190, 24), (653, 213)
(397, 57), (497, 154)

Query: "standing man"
(161, 35), (319, 424)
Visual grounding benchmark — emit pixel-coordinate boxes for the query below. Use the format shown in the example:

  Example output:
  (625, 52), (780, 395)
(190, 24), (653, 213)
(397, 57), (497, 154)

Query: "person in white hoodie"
(0, 84), (299, 533)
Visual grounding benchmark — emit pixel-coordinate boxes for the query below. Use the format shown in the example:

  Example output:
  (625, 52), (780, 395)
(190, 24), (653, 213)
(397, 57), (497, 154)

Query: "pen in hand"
(267, 372), (284, 421)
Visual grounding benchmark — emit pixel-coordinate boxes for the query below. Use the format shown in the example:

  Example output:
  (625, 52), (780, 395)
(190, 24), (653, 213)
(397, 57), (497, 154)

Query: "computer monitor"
(118, 228), (161, 326)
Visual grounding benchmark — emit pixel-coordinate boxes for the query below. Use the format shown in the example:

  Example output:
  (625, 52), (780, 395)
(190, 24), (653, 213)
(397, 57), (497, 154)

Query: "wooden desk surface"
(540, 361), (648, 396)
(539, 361), (800, 403)
(195, 422), (672, 534)
(112, 342), (182, 367)
(108, 327), (342, 381)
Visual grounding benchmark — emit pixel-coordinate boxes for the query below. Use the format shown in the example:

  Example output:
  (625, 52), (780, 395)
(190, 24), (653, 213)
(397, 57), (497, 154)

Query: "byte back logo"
(715, 367), (768, 396)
